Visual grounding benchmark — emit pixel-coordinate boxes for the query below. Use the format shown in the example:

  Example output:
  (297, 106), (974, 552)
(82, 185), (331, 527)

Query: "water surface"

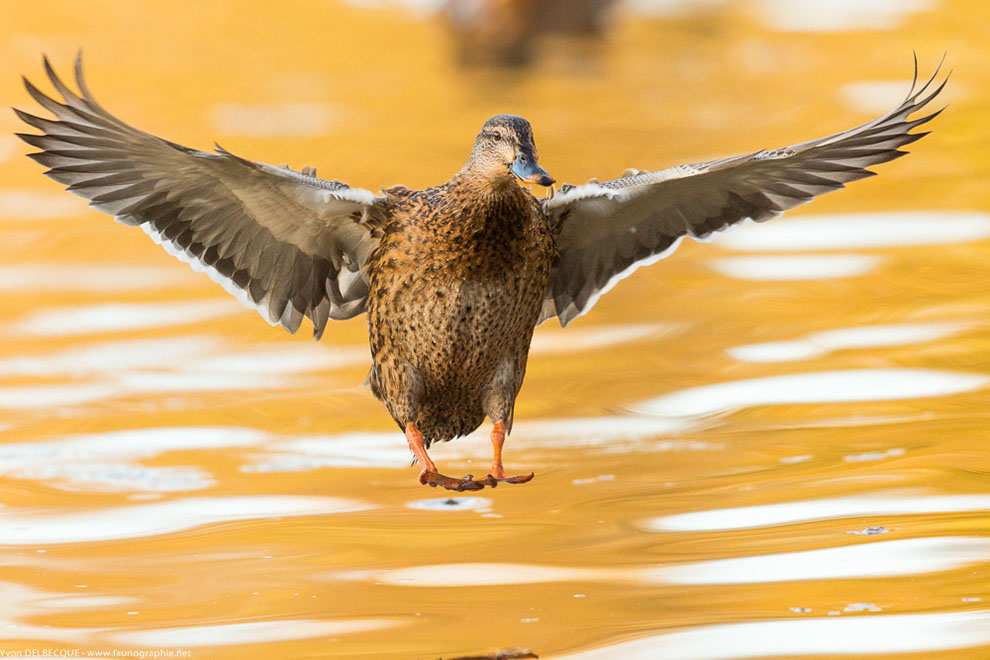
(0, 1), (987, 658)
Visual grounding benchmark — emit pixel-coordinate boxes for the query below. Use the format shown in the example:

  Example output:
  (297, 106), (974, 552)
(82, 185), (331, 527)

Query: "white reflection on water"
(0, 338), (367, 410)
(0, 579), (393, 648)
(0, 383), (117, 409)
(242, 416), (706, 472)
(0, 337), (222, 377)
(113, 369), (291, 393)
(727, 322), (968, 363)
(185, 344), (368, 374)
(34, 594), (139, 609)
(337, 536), (990, 587)
(553, 610), (990, 660)
(12, 299), (245, 336)
(708, 254), (880, 280)
(0, 582), (111, 644)
(0, 496), (372, 544)
(530, 324), (672, 354)
(0, 427), (266, 492)
(713, 212), (990, 251)
(0, 136), (14, 163)
(242, 432), (410, 471)
(406, 496), (493, 512)
(652, 537), (990, 584)
(337, 563), (605, 587)
(113, 618), (397, 647)
(0, 264), (197, 291)
(841, 80), (917, 113)
(0, 189), (83, 220)
(647, 493), (990, 531)
(633, 368), (989, 417)
(0, 372), (288, 410)
(843, 447), (906, 462)
(11, 463), (215, 493)
(513, 417), (703, 449)
(757, 0), (934, 33)
(211, 102), (341, 138)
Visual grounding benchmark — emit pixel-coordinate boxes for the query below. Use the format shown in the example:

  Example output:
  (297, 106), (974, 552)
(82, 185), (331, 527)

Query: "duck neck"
(454, 158), (520, 200)
(445, 167), (530, 236)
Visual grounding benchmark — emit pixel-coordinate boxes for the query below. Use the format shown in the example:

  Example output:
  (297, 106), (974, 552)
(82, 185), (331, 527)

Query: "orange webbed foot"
(408, 421), (534, 491)
(418, 470), (535, 491)
(493, 472), (534, 485)
(420, 470), (494, 491)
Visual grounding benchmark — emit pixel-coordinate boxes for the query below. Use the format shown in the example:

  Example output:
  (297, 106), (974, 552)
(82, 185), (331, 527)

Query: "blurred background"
(0, 1), (988, 659)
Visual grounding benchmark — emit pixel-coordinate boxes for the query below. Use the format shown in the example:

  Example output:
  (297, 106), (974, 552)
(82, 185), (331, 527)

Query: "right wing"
(15, 54), (386, 339)
(539, 58), (947, 327)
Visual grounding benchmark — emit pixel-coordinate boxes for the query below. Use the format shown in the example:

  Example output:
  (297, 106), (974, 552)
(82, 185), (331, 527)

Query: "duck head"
(465, 114), (554, 189)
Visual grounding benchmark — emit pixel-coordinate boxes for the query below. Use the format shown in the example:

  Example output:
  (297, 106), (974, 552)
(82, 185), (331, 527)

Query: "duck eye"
(493, 131), (502, 141)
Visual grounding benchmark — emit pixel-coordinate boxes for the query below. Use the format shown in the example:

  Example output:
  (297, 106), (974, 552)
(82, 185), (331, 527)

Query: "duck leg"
(406, 421), (533, 491)
(487, 421), (534, 484)
(406, 422), (488, 492)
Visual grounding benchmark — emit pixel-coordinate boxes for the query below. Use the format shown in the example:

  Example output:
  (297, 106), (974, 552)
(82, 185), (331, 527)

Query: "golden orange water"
(0, 2), (988, 659)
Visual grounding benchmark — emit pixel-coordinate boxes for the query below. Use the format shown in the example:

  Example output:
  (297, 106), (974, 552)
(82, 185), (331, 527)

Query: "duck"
(15, 55), (946, 491)
(443, 0), (617, 67)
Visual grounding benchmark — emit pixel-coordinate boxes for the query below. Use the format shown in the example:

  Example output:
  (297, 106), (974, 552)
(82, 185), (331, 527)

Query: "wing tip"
(906, 53), (950, 106)
(73, 49), (95, 101)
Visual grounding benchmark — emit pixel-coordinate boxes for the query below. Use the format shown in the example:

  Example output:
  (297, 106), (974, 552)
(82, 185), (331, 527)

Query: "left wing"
(15, 54), (386, 339)
(540, 58), (947, 327)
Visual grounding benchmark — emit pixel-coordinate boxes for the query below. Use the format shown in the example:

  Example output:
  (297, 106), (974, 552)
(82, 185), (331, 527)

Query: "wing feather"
(541, 59), (948, 326)
(16, 54), (386, 338)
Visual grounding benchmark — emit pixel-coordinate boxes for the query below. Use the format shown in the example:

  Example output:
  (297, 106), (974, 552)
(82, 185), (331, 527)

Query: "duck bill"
(510, 151), (555, 186)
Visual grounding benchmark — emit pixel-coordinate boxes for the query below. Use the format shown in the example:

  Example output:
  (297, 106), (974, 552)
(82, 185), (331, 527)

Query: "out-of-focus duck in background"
(442, 0), (617, 67)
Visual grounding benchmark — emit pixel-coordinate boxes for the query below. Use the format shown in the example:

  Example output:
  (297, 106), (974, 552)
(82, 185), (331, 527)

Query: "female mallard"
(16, 56), (945, 491)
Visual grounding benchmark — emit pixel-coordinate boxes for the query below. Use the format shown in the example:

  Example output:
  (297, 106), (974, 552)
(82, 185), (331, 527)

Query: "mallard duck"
(16, 55), (946, 491)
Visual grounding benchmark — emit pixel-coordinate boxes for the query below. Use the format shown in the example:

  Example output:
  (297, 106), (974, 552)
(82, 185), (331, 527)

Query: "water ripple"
(530, 324), (673, 354)
(713, 211), (990, 251)
(0, 337), (221, 377)
(406, 496), (493, 512)
(652, 537), (990, 584)
(0, 496), (373, 545)
(633, 368), (989, 418)
(335, 536), (990, 587)
(646, 492), (990, 531)
(0, 263), (197, 291)
(242, 416), (706, 472)
(113, 618), (397, 647)
(554, 610), (990, 659)
(211, 102), (341, 138)
(12, 300), (245, 337)
(0, 190), (83, 220)
(727, 322), (970, 363)
(708, 254), (880, 281)
(8, 462), (215, 493)
(758, 0), (934, 32)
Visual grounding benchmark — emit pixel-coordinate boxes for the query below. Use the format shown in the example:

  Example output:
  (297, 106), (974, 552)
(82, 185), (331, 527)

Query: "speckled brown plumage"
(366, 176), (553, 446)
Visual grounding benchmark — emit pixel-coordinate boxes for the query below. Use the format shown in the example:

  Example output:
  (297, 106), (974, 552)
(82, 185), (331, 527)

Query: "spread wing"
(540, 58), (948, 327)
(15, 54), (385, 340)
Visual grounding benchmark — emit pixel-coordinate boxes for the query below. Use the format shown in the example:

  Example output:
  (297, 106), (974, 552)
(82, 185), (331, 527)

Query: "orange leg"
(406, 422), (485, 492)
(488, 421), (534, 485)
(489, 421), (506, 479)
(405, 421), (533, 491)
(404, 422), (437, 473)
